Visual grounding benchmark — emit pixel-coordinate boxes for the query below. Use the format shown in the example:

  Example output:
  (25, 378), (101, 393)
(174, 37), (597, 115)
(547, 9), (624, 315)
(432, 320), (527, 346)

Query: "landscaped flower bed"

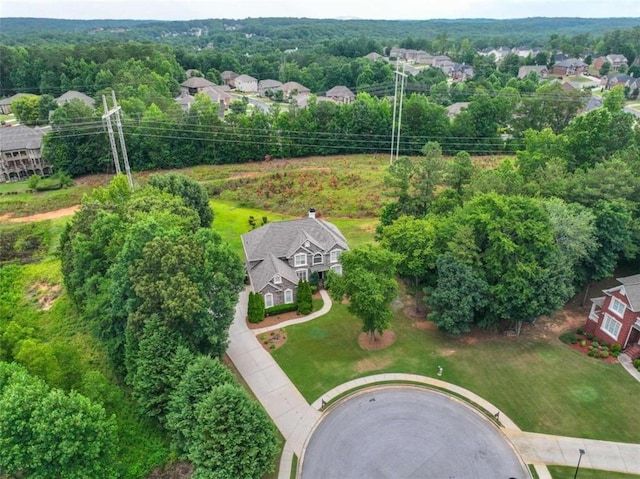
(559, 328), (620, 363)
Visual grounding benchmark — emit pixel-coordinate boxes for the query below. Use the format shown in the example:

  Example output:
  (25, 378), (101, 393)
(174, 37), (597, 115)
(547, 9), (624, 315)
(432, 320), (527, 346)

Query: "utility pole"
(102, 91), (133, 189)
(390, 62), (407, 165)
(390, 59), (399, 165)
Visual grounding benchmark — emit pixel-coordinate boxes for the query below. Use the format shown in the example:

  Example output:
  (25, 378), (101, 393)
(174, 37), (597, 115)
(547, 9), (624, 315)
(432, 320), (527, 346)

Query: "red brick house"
(586, 274), (640, 358)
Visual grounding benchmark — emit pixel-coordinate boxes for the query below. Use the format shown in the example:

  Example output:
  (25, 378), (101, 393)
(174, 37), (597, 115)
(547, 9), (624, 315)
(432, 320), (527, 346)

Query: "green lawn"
(211, 200), (376, 258)
(0, 179), (30, 194)
(548, 466), (640, 478)
(0, 185), (91, 217)
(273, 300), (640, 444)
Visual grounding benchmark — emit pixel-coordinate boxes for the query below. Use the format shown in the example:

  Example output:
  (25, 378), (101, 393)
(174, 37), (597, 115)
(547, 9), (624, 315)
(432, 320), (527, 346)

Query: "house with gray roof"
(241, 208), (349, 308)
(0, 125), (52, 182)
(281, 81), (311, 99)
(0, 93), (30, 115)
(258, 79), (283, 97)
(325, 85), (355, 104)
(181, 76), (217, 96)
(586, 274), (640, 358)
(234, 74), (258, 93)
(517, 65), (549, 80)
(55, 90), (96, 108)
(221, 70), (239, 87)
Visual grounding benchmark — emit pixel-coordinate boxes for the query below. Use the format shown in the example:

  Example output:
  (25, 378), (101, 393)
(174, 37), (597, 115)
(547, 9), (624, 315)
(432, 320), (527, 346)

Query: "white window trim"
(330, 249), (341, 263)
(284, 289), (293, 304)
(294, 253), (307, 267)
(313, 253), (323, 265)
(601, 313), (622, 341)
(296, 269), (308, 282)
(273, 274), (282, 285)
(331, 264), (343, 275)
(610, 297), (626, 318)
(264, 293), (274, 309)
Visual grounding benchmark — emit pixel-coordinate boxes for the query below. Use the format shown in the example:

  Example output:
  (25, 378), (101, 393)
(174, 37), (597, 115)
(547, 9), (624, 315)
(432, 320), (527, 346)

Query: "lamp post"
(573, 448), (586, 479)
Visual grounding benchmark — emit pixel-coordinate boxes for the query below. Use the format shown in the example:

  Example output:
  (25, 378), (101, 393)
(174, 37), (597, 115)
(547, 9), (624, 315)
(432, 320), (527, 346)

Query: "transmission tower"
(102, 91), (133, 188)
(390, 62), (407, 165)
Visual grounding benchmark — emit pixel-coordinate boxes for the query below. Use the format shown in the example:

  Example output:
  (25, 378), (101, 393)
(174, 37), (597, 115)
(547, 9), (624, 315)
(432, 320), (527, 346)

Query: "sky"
(1, 0), (640, 21)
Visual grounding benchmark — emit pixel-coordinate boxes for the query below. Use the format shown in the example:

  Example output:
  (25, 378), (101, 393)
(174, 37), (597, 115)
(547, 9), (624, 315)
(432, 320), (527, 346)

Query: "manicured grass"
(548, 466), (640, 478)
(0, 180), (30, 194)
(211, 200), (376, 258)
(272, 300), (640, 443)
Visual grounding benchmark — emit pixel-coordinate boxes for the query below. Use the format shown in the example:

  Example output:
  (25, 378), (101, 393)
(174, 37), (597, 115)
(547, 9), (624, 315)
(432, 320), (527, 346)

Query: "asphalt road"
(300, 387), (530, 479)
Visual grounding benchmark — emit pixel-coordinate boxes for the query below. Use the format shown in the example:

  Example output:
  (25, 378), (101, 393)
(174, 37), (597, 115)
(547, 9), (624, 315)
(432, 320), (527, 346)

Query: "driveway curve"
(301, 386), (530, 479)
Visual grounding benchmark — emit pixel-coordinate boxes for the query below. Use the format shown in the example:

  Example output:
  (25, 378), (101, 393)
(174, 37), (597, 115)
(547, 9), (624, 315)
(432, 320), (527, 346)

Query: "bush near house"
(247, 292), (265, 323)
(296, 281), (313, 315)
(265, 303), (297, 317)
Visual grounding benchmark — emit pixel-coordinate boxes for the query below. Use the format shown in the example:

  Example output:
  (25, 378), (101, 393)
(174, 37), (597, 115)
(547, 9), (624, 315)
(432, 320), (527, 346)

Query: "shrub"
(591, 341), (599, 348)
(296, 281), (313, 315)
(265, 303), (297, 317)
(28, 174), (40, 189)
(633, 359), (640, 368)
(576, 327), (585, 335)
(247, 292), (265, 324)
(611, 343), (621, 353)
(600, 350), (609, 359)
(559, 332), (577, 344)
(588, 350), (596, 357)
(309, 271), (320, 288)
(580, 340), (586, 347)
(34, 178), (62, 191)
(612, 351), (620, 358)
(586, 332), (596, 341)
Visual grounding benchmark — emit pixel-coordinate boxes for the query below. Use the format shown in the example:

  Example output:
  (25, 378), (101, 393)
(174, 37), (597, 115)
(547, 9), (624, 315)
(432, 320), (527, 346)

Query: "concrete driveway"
(300, 387), (530, 479)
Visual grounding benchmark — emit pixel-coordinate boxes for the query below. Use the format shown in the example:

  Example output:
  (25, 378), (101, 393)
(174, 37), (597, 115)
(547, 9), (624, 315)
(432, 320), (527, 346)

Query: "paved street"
(301, 387), (530, 479)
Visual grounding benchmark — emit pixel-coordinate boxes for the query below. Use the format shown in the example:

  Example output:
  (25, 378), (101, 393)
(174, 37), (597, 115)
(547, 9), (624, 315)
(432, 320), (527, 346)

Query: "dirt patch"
(412, 319), (437, 331)
(146, 461), (193, 479)
(354, 356), (393, 373)
(358, 330), (396, 351)
(28, 281), (61, 310)
(1, 205), (80, 223)
(257, 329), (288, 352)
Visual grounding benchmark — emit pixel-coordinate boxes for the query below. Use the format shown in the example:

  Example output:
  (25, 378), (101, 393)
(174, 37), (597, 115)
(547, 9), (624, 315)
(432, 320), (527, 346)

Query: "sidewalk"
(226, 288), (321, 479)
(619, 353), (640, 383)
(253, 289), (332, 335)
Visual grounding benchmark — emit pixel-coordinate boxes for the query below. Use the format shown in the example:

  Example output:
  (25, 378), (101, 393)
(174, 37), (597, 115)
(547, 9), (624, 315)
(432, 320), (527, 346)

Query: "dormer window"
(273, 274), (282, 285)
(295, 253), (307, 267)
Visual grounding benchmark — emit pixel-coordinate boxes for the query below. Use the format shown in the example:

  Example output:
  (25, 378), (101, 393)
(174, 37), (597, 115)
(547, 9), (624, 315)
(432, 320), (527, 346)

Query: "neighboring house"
(241, 208), (349, 308)
(174, 85), (231, 114)
(0, 93), (29, 115)
(432, 55), (453, 68)
(450, 63), (474, 81)
(234, 74), (258, 93)
(258, 79), (283, 97)
(325, 85), (355, 104)
(281, 81), (311, 99)
(0, 125), (52, 182)
(221, 70), (239, 88)
(416, 52), (434, 65)
(364, 52), (384, 61)
(477, 47), (510, 61)
(181, 76), (216, 96)
(517, 65), (549, 80)
(600, 73), (633, 90)
(586, 274), (640, 358)
(438, 61), (456, 76)
(446, 102), (469, 119)
(593, 54), (628, 71)
(55, 90), (96, 108)
(551, 58), (587, 76)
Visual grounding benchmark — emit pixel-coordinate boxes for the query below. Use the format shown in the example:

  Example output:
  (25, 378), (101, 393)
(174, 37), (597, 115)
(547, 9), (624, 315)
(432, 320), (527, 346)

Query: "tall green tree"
(190, 384), (278, 479)
(426, 253), (489, 335)
(328, 246), (400, 341)
(148, 173), (214, 227)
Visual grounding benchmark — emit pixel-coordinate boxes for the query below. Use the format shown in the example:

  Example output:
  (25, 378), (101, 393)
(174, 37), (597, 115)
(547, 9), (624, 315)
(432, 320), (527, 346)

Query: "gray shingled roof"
(0, 93), (29, 106)
(251, 254), (299, 293)
(55, 90), (95, 107)
(282, 81), (310, 94)
(259, 79), (283, 89)
(235, 74), (257, 82)
(241, 217), (348, 292)
(325, 85), (355, 99)
(181, 77), (216, 89)
(591, 296), (604, 307)
(617, 274), (640, 312)
(0, 125), (44, 151)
